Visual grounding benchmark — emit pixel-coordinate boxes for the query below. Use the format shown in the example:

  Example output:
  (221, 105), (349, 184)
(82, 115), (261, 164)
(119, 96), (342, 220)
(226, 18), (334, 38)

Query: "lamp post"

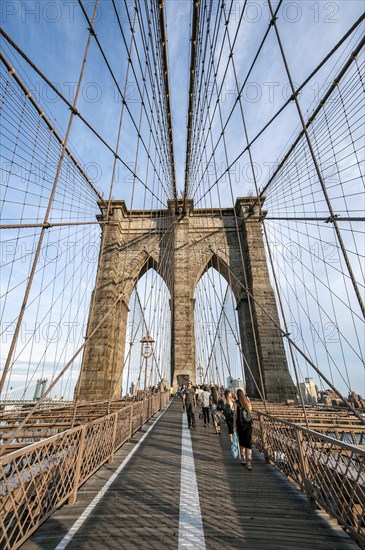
(197, 365), (203, 386)
(141, 332), (154, 397)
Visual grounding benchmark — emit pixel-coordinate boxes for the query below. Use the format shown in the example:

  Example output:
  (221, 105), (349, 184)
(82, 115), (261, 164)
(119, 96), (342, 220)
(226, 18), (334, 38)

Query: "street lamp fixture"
(197, 365), (203, 385)
(141, 331), (154, 358)
(141, 332), (155, 395)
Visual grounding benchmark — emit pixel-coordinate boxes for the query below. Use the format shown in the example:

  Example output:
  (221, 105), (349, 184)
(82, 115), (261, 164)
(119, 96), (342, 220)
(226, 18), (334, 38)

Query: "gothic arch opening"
(194, 253), (244, 305)
(121, 253), (172, 304)
(78, 200), (295, 402)
(122, 267), (171, 396)
(194, 266), (245, 390)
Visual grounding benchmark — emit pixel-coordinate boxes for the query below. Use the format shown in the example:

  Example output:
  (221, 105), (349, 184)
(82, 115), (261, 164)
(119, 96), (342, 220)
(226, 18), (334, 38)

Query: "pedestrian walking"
(235, 388), (253, 470)
(180, 384), (186, 411)
(196, 385), (203, 405)
(210, 387), (221, 434)
(200, 385), (210, 427)
(182, 381), (196, 429)
(223, 389), (235, 443)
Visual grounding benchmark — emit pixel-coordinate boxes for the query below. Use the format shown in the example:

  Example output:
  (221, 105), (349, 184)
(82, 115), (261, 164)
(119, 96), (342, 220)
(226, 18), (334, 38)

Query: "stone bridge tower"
(76, 197), (295, 402)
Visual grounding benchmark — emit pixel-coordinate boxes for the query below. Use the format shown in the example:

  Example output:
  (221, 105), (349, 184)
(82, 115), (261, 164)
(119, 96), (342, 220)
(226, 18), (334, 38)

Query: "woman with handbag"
(235, 388), (253, 470)
(209, 387), (221, 434)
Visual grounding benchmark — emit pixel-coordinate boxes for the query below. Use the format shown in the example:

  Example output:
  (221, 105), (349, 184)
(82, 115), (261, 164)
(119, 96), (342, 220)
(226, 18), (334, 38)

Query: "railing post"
(68, 425), (86, 505)
(129, 401), (134, 440)
(295, 429), (316, 507)
(259, 414), (270, 463)
(108, 412), (118, 464)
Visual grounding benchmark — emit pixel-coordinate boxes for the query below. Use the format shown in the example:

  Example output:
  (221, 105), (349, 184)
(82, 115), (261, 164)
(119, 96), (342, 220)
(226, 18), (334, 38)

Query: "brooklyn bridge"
(0, 0), (364, 548)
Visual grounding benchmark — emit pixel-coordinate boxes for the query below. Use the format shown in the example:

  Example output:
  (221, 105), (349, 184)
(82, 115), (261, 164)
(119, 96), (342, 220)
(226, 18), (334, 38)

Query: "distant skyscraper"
(299, 378), (318, 404)
(227, 377), (245, 393)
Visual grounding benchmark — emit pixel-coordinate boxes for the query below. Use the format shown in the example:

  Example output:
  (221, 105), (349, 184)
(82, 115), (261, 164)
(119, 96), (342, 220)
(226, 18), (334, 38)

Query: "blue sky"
(2, 0), (363, 199)
(1, 0), (364, 399)
(1, 1), (363, 193)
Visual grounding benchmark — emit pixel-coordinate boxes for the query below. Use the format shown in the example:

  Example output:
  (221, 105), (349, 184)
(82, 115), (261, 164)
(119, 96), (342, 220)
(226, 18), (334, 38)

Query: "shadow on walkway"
(23, 399), (359, 549)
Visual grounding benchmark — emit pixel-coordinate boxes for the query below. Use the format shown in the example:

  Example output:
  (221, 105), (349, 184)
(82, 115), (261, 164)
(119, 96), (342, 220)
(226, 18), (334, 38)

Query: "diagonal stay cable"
(0, 210), (178, 454)
(0, 29), (168, 208)
(0, 2), (100, 398)
(193, 15), (365, 204)
(266, 0), (364, 319)
(217, 255), (365, 423)
(0, 52), (107, 208)
(77, 0), (172, 201)
(157, 0), (177, 201)
(190, 0), (284, 200)
(112, 0), (174, 198)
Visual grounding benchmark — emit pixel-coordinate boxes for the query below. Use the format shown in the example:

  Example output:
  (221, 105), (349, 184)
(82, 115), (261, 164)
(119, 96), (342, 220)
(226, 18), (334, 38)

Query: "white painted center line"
(54, 402), (172, 550)
(178, 414), (206, 550)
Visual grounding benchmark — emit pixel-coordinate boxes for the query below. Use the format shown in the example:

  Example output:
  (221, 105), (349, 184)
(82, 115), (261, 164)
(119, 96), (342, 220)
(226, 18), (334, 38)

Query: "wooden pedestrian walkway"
(22, 399), (359, 549)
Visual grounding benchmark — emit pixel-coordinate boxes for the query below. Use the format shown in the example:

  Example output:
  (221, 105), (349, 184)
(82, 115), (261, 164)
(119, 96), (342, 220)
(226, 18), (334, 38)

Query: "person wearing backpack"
(235, 388), (253, 470)
(223, 389), (235, 443)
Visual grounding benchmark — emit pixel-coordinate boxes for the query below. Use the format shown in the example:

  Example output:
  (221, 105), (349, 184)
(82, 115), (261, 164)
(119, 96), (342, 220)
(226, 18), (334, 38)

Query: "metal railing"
(0, 392), (170, 549)
(253, 411), (365, 547)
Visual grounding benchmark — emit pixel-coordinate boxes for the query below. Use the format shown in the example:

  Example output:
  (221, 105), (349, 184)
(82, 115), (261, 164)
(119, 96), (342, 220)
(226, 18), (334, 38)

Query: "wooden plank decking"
(22, 399), (359, 549)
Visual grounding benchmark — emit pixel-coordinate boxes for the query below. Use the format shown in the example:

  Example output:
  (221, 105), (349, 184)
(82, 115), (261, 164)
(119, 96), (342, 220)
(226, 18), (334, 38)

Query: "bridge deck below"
(23, 399), (358, 549)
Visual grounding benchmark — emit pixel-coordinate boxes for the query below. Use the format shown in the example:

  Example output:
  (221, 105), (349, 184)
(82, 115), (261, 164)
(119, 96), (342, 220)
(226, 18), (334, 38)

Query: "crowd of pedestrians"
(177, 382), (253, 470)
